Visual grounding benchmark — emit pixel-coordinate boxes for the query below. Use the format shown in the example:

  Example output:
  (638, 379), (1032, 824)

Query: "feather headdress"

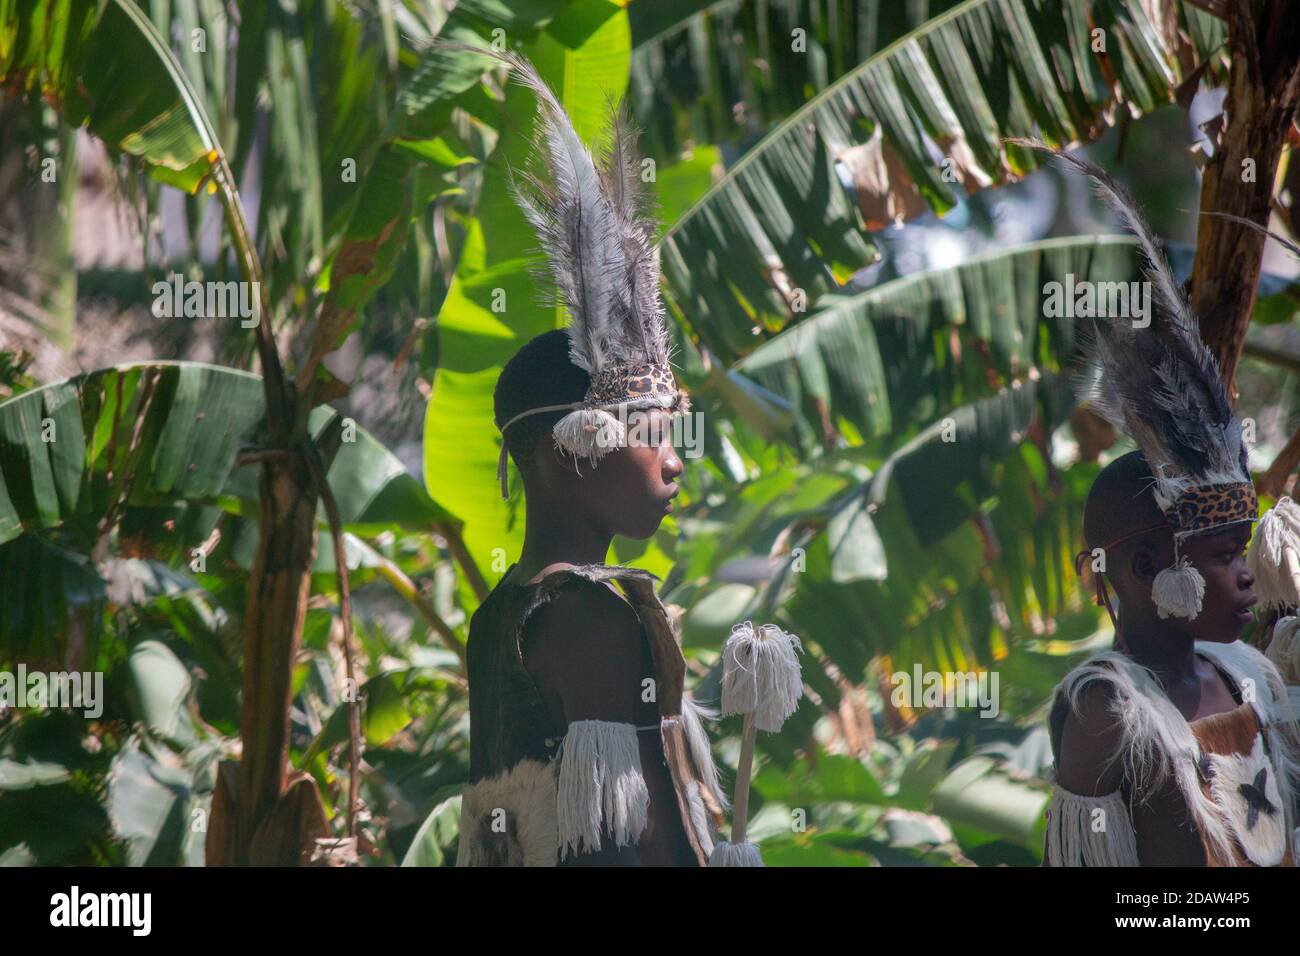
(448, 45), (685, 497)
(1013, 139), (1258, 620)
(1192, 211), (1300, 612)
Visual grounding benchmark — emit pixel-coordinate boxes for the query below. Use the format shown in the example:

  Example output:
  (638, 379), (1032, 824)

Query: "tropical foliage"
(2, 0), (1298, 866)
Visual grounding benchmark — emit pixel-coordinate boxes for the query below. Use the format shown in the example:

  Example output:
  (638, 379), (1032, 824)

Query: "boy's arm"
(1055, 681), (1125, 797)
(1045, 681), (1135, 866)
(522, 582), (665, 866)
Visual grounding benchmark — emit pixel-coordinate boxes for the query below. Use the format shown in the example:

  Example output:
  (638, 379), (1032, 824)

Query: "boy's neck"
(513, 494), (612, 581)
(1119, 612), (1199, 684)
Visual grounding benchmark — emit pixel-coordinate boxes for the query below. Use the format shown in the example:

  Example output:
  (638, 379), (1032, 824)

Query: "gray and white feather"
(1011, 139), (1249, 512)
(455, 46), (671, 376)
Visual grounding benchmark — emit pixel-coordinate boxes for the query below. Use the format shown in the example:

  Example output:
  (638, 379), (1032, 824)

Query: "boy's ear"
(547, 445), (582, 479)
(1129, 543), (1158, 586)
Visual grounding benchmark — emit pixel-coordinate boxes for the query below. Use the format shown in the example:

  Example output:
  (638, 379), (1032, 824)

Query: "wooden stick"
(731, 712), (758, 845)
(1262, 424), (1300, 499)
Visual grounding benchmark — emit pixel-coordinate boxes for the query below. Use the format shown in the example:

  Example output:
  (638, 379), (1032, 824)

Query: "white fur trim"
(1152, 556), (1205, 620)
(721, 622), (804, 732)
(1044, 786), (1140, 867)
(555, 720), (649, 857)
(1055, 650), (1238, 865)
(618, 395), (677, 413)
(1195, 639), (1300, 853)
(1055, 641), (1300, 867)
(1205, 733), (1288, 867)
(684, 781), (715, 857)
(708, 841), (764, 867)
(552, 408), (625, 466)
(680, 694), (728, 809)
(1249, 497), (1300, 611)
(456, 759), (559, 866)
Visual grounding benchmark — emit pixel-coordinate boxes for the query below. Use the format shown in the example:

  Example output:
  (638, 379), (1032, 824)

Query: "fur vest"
(1045, 638), (1300, 866)
(456, 563), (725, 866)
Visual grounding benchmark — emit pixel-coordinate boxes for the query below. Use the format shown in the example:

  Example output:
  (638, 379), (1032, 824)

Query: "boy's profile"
(1035, 145), (1300, 867)
(453, 49), (725, 867)
(1048, 449), (1298, 865)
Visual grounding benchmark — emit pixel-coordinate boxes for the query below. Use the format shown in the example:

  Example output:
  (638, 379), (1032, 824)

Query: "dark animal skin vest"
(462, 562), (723, 866)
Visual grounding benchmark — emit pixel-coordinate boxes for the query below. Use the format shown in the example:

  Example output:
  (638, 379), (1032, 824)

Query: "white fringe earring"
(552, 407), (625, 467)
(709, 621), (804, 868)
(1153, 546), (1205, 621)
(1249, 497), (1300, 611)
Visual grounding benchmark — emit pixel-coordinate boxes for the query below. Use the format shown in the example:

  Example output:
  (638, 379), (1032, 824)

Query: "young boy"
(1038, 147), (1300, 867)
(453, 52), (725, 867)
(1048, 450), (1298, 865)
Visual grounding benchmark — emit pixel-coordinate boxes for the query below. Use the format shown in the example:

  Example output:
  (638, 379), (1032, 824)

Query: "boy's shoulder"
(527, 566), (645, 646)
(529, 561), (657, 590)
(1049, 653), (1126, 766)
(522, 566), (657, 723)
(1052, 649), (1133, 714)
(469, 562), (647, 626)
(1048, 649), (1150, 793)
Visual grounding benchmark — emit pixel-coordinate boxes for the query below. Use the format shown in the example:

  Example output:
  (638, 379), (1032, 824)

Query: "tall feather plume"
(599, 96), (670, 363)
(1009, 138), (1249, 510)
(436, 42), (670, 377)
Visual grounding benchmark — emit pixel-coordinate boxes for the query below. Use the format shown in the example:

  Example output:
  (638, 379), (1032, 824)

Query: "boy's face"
(1176, 522), (1257, 642)
(580, 407), (684, 540)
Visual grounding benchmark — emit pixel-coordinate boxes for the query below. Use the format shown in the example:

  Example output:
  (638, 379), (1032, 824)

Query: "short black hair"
(1083, 449), (1168, 554)
(494, 329), (589, 474)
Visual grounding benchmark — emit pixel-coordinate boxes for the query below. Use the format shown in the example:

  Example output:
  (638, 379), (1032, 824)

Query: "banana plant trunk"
(240, 454), (320, 862)
(205, 444), (326, 865)
(1190, 0), (1300, 395)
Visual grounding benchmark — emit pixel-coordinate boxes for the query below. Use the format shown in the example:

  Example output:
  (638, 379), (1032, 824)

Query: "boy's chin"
(614, 515), (666, 542)
(1186, 614), (1247, 644)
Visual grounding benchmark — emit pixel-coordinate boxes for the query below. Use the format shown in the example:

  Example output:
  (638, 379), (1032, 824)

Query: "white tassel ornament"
(1153, 553), (1205, 620)
(1265, 616), (1300, 686)
(708, 841), (764, 867)
(1045, 787), (1140, 867)
(721, 621), (804, 732)
(1249, 497), (1300, 611)
(552, 407), (625, 467)
(555, 720), (649, 858)
(710, 622), (804, 868)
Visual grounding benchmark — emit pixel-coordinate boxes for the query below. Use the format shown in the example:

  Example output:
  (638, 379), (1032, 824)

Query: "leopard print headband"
(1165, 482), (1259, 537)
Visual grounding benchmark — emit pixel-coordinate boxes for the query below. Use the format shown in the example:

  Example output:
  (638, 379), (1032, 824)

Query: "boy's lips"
(1234, 596), (1258, 622)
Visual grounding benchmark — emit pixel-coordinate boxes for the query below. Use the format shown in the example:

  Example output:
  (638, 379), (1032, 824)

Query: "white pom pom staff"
(709, 621), (803, 867)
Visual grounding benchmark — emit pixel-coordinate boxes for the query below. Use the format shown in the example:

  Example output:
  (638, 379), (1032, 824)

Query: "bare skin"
(1055, 522), (1257, 865)
(504, 408), (695, 865)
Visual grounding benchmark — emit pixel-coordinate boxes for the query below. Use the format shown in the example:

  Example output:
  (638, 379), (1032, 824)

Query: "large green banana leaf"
(0, 0), (223, 188)
(659, 0), (1225, 362)
(628, 0), (966, 161)
(0, 361), (454, 661)
(674, 237), (1151, 679)
(737, 235), (1140, 453)
(678, 373), (1097, 679)
(782, 380), (1095, 676)
(0, 361), (454, 549)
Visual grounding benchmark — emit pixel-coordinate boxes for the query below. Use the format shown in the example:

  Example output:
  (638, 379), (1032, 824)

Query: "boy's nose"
(1240, 564), (1255, 589)
(662, 448), (683, 480)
